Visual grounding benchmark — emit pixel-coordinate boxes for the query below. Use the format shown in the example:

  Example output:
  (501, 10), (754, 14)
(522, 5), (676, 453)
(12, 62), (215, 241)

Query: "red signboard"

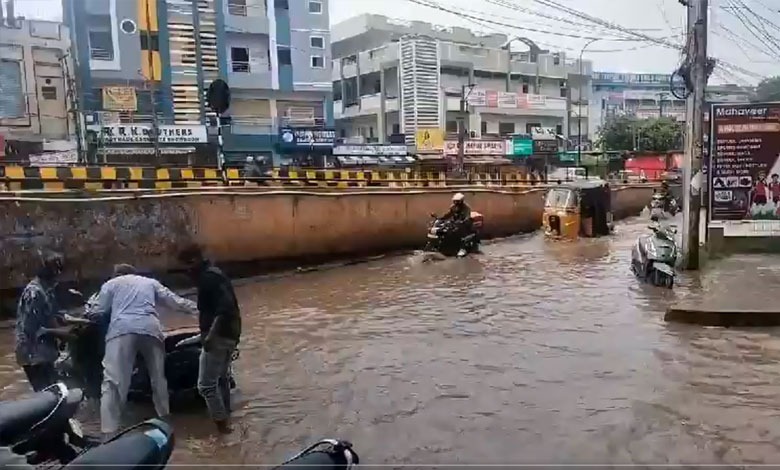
(710, 103), (780, 221)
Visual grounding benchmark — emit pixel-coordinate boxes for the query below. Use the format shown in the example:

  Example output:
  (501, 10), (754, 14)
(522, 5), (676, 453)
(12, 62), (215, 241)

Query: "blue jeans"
(197, 337), (236, 421)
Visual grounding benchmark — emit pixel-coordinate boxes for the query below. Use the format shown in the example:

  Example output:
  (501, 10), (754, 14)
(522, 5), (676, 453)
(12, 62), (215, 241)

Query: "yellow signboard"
(415, 128), (444, 151)
(102, 86), (138, 112)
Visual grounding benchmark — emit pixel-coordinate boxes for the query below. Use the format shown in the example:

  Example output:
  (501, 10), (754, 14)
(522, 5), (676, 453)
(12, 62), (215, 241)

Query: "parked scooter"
(631, 222), (678, 288)
(58, 291), (237, 403)
(425, 211), (484, 257)
(0, 383), (99, 466)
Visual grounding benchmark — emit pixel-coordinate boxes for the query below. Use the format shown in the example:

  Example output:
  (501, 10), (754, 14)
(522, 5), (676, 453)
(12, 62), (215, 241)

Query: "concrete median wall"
(0, 185), (654, 311)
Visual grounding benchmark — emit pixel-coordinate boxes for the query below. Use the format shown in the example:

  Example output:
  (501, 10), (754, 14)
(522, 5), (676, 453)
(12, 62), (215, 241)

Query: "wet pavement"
(4, 215), (780, 465)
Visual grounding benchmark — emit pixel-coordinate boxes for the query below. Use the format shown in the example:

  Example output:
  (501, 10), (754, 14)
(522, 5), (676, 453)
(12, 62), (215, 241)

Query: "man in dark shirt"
(15, 252), (72, 391)
(178, 245), (241, 433)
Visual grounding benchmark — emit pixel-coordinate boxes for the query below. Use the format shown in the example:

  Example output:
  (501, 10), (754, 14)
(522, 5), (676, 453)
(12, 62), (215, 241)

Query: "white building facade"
(331, 15), (592, 149)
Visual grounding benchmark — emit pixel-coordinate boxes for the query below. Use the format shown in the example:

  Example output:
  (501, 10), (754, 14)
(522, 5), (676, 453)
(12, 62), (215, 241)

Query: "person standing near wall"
(178, 246), (242, 434)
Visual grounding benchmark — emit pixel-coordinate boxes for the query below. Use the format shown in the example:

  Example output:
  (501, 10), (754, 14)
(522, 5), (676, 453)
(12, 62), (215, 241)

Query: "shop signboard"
(102, 86), (138, 111)
(511, 137), (533, 156)
(533, 139), (558, 154)
(415, 128), (444, 151)
(279, 127), (335, 148)
(89, 124), (208, 144)
(709, 103), (780, 231)
(443, 140), (506, 156)
(333, 144), (407, 156)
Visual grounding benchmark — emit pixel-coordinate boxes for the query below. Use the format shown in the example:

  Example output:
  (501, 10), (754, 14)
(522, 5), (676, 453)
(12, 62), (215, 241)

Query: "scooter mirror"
(68, 289), (84, 299)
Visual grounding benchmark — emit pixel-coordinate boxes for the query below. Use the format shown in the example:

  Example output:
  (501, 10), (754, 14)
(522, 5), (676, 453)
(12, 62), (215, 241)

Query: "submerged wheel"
(664, 274), (674, 289)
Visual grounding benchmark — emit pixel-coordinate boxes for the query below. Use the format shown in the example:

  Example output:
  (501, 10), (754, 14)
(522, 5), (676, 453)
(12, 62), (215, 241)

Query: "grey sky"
(12, 0), (780, 84)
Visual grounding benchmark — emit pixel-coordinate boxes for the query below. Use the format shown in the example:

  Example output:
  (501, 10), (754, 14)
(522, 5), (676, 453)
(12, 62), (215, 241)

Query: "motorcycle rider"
(657, 181), (676, 214)
(15, 252), (73, 392)
(90, 264), (199, 440)
(443, 193), (471, 224)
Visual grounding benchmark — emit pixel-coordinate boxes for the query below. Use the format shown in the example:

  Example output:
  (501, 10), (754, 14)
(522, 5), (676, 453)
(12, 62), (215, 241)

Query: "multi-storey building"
(0, 9), (75, 162)
(589, 71), (755, 137)
(331, 15), (592, 151)
(63, 0), (333, 166)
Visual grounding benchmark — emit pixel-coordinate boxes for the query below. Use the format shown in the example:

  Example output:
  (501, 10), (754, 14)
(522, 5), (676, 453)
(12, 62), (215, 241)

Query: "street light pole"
(578, 38), (599, 167)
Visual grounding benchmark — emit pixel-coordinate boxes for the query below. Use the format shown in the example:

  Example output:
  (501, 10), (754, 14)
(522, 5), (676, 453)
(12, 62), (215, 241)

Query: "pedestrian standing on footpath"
(178, 246), (242, 434)
(15, 252), (73, 391)
(90, 264), (199, 440)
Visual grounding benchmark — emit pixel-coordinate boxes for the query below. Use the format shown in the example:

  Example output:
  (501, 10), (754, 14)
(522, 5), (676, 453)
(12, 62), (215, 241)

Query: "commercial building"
(62, 0), (333, 166)
(589, 71), (755, 137)
(330, 14), (592, 163)
(0, 5), (76, 163)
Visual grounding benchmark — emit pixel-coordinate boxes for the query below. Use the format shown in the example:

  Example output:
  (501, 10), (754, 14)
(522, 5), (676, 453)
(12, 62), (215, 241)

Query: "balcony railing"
(90, 48), (114, 61)
(231, 61), (251, 73)
(227, 2), (247, 15)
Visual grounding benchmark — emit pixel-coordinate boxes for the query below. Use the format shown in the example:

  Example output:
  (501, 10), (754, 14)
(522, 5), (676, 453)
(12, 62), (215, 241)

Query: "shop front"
(443, 140), (512, 174)
(86, 123), (215, 166)
(333, 144), (415, 168)
(277, 127), (336, 168)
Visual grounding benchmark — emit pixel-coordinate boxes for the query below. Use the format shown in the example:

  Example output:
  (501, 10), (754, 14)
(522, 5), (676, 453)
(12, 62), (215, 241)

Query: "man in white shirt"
(91, 264), (198, 438)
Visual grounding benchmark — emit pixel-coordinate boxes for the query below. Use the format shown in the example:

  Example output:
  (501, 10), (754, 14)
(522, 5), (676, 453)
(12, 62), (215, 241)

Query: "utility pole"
(658, 92), (667, 118)
(457, 84), (467, 176)
(143, 0), (160, 160)
(681, 0), (708, 270)
(61, 53), (85, 163)
(578, 38), (599, 167)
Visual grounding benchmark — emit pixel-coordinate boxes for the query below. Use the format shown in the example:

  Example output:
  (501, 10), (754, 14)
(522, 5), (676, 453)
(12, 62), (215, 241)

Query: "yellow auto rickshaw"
(542, 180), (613, 239)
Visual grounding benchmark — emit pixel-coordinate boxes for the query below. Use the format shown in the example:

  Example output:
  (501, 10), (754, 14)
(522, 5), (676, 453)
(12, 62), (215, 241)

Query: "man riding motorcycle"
(443, 193), (471, 224)
(657, 181), (676, 214)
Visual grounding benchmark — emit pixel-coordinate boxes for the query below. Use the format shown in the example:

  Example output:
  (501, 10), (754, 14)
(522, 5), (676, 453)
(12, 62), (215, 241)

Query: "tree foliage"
(597, 116), (683, 152)
(754, 76), (780, 102)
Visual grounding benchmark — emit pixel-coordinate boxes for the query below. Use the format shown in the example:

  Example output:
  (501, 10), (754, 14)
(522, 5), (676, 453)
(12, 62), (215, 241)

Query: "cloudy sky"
(13, 0), (780, 84)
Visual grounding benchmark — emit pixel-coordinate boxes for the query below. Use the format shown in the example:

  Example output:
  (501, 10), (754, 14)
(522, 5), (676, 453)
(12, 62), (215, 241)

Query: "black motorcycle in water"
(425, 212), (484, 257)
(0, 382), (174, 469)
(58, 292), (237, 403)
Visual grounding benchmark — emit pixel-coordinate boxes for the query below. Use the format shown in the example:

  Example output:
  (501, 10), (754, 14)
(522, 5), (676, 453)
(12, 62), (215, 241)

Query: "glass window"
(278, 48), (291, 65)
(87, 14), (114, 61)
(310, 55), (324, 68)
(274, 0), (288, 9)
(498, 122), (514, 136)
(308, 0), (322, 13)
(545, 189), (575, 209)
(446, 120), (458, 133)
(231, 47), (250, 72)
(481, 121), (487, 134)
(0, 60), (25, 118)
(310, 36), (324, 49)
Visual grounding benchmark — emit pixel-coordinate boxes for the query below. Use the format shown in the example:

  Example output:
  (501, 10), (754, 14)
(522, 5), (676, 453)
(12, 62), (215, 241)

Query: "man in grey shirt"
(91, 264), (198, 438)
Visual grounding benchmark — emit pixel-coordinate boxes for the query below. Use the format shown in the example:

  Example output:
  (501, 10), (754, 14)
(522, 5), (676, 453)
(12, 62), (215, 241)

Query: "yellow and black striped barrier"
(0, 165), (541, 192)
(0, 166), (234, 191)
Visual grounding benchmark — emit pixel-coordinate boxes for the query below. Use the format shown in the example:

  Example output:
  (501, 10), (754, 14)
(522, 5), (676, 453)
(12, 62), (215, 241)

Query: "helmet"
(452, 193), (465, 202)
(246, 156), (254, 163)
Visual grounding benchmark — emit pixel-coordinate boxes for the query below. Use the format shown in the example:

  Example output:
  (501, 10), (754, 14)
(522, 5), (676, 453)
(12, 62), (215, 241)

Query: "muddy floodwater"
(3, 216), (780, 466)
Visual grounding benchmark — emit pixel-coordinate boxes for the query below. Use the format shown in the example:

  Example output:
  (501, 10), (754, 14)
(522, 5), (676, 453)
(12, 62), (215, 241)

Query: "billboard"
(709, 103), (780, 223)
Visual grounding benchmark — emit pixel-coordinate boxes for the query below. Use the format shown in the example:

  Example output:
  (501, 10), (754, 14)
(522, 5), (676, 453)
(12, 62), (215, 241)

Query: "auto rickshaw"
(542, 180), (613, 239)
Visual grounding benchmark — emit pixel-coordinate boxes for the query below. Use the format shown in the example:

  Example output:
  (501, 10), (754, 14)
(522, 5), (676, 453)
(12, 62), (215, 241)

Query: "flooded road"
(4, 216), (780, 465)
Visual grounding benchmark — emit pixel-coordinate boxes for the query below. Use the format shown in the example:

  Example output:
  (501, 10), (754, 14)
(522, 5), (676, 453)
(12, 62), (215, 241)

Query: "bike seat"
(65, 421), (174, 470)
(0, 389), (60, 445)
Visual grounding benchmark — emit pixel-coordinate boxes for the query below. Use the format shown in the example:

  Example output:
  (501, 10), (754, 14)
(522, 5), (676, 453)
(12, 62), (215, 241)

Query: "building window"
(553, 54), (561, 65)
(87, 13), (115, 61)
(481, 121), (487, 134)
(308, 0), (323, 13)
(0, 60), (25, 118)
(392, 124), (400, 134)
(274, 0), (288, 9)
(228, 0), (247, 16)
(526, 123), (541, 134)
(310, 36), (324, 49)
(231, 47), (250, 72)
(41, 86), (58, 100)
(498, 122), (514, 136)
(120, 19), (136, 35)
(446, 120), (458, 133)
(556, 124), (563, 135)
(278, 48), (291, 65)
(310, 55), (324, 68)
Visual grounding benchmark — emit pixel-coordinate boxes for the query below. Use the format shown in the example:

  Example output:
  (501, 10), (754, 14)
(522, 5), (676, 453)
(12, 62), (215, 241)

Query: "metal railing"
(231, 61), (251, 73)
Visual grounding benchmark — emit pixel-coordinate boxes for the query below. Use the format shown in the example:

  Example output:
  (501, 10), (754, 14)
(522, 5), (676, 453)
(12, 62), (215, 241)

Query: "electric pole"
(658, 92), (667, 118)
(681, 0), (708, 270)
(457, 84), (472, 177)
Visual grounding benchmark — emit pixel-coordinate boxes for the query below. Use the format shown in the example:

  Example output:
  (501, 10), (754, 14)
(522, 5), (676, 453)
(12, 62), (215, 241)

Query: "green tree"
(597, 116), (683, 152)
(754, 76), (780, 102)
